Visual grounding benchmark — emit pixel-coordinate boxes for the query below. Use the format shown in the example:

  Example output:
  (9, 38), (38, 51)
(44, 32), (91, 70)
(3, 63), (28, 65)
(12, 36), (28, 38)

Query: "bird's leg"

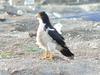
(41, 50), (51, 59)
(41, 50), (48, 59)
(47, 51), (54, 60)
(41, 50), (54, 60)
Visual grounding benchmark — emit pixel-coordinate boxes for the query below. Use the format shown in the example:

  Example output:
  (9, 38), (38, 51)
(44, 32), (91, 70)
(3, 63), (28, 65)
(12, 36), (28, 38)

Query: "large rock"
(0, 19), (100, 75)
(12, 17), (38, 32)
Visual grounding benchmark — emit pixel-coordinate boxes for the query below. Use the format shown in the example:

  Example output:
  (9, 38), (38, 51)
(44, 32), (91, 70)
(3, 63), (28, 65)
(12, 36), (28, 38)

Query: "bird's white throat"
(37, 18), (43, 24)
(37, 18), (45, 31)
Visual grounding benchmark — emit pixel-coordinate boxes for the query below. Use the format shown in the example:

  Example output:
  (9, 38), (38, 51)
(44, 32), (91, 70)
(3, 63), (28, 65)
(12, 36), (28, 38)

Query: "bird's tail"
(60, 47), (74, 59)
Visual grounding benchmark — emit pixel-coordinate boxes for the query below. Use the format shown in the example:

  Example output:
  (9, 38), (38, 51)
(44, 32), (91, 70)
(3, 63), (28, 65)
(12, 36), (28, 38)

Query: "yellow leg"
(47, 52), (54, 60)
(41, 50), (48, 59)
(41, 50), (54, 60)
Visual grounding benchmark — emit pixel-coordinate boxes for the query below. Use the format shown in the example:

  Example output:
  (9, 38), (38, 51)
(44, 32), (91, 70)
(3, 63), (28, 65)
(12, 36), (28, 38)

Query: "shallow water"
(64, 11), (100, 22)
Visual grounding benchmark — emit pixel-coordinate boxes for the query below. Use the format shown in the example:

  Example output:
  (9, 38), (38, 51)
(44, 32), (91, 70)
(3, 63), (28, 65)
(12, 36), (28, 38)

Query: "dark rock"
(29, 32), (36, 37)
(13, 17), (38, 32)
(4, 5), (23, 16)
(0, 18), (6, 22)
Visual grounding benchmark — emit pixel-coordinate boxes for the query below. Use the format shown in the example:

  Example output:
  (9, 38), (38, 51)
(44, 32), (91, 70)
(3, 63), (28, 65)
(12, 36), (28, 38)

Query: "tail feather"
(60, 47), (74, 59)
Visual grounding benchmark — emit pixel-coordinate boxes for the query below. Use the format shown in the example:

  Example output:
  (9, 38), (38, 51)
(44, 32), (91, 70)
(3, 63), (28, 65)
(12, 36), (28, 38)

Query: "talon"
(40, 51), (54, 60)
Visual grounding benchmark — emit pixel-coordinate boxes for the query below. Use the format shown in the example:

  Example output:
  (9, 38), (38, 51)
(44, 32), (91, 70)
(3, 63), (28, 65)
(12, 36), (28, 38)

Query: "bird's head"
(35, 11), (50, 24)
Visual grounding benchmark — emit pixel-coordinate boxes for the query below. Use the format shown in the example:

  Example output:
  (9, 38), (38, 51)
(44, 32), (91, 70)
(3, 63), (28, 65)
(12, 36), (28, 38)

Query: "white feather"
(54, 23), (63, 34)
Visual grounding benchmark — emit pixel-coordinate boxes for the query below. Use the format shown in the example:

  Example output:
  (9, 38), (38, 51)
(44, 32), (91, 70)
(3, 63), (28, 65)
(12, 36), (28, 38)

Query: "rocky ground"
(0, 5), (100, 75)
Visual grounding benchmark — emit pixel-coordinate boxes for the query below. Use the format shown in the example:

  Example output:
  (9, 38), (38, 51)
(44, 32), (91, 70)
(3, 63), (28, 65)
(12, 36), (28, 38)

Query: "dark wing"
(55, 29), (64, 40)
(48, 29), (65, 47)
(44, 24), (64, 40)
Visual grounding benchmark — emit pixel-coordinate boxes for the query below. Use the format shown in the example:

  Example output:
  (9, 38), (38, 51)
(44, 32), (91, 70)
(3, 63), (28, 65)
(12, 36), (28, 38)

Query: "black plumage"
(48, 29), (65, 47)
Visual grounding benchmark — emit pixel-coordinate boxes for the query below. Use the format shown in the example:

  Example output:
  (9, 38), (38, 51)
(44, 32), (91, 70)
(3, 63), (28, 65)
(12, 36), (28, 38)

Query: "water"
(34, 3), (100, 22)
(64, 11), (100, 22)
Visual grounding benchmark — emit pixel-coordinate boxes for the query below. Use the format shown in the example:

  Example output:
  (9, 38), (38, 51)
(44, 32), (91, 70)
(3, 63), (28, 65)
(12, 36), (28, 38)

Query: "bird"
(35, 11), (74, 60)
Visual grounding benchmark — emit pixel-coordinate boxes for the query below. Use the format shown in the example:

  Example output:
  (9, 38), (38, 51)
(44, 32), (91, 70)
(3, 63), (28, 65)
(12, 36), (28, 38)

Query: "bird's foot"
(41, 51), (54, 61)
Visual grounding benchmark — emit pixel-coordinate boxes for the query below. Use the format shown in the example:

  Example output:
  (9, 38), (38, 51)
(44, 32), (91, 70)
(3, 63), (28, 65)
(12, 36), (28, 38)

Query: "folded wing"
(47, 28), (65, 48)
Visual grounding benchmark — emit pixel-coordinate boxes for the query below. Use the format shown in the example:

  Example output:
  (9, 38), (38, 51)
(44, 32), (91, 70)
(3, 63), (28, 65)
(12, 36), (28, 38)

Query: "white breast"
(36, 19), (49, 50)
(54, 23), (62, 34)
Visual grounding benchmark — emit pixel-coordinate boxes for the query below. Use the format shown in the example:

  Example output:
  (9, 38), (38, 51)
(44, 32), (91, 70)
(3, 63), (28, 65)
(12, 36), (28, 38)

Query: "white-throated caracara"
(36, 11), (74, 60)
